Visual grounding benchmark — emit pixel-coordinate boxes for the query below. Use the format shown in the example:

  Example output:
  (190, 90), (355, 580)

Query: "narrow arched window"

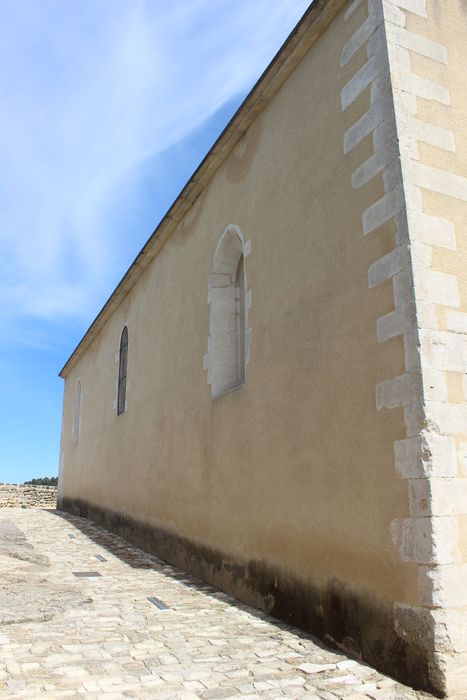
(205, 227), (250, 398)
(72, 380), (81, 446)
(117, 326), (128, 415)
(235, 255), (246, 386)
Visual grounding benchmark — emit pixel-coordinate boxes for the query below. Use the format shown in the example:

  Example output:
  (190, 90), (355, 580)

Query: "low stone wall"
(0, 484), (57, 509)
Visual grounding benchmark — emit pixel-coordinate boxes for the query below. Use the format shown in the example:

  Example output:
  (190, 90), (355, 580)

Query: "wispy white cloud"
(0, 0), (311, 328)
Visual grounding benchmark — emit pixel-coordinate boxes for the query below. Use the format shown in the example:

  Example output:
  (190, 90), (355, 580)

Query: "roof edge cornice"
(60, 0), (345, 377)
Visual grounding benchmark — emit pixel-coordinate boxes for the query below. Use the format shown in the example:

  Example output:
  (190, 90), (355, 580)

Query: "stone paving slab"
(0, 509), (430, 699)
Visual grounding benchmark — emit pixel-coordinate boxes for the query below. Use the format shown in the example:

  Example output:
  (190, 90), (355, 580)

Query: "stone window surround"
(204, 225), (252, 399)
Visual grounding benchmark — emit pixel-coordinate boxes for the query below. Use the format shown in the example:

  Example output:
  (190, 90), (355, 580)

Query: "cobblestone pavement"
(0, 509), (429, 700)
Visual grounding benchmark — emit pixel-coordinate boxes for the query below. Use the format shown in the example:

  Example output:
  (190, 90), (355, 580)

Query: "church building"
(58, 1), (467, 695)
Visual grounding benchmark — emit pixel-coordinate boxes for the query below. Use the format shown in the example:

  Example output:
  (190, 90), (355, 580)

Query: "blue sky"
(0, 0), (310, 484)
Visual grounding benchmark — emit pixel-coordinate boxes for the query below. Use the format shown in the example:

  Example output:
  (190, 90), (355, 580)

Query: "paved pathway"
(0, 509), (429, 699)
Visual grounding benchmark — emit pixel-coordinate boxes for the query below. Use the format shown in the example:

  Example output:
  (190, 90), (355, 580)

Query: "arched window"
(117, 326), (128, 415)
(72, 380), (81, 446)
(235, 255), (246, 386)
(205, 226), (251, 398)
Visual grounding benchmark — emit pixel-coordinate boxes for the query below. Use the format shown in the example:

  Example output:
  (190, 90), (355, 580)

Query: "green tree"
(24, 476), (58, 486)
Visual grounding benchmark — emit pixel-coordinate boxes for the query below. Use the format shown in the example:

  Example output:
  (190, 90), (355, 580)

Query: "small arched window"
(205, 226), (251, 398)
(117, 326), (128, 415)
(72, 380), (81, 446)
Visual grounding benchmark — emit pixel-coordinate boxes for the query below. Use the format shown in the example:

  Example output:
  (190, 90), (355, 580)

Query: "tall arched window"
(235, 255), (246, 386)
(72, 380), (81, 446)
(117, 326), (128, 415)
(205, 226), (251, 398)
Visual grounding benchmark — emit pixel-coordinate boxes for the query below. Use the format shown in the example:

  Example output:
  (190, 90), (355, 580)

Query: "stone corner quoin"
(341, 0), (467, 695)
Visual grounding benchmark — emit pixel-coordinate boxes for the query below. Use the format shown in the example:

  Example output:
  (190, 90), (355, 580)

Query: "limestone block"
(419, 566), (467, 608)
(385, 0), (427, 18)
(391, 515), (459, 564)
(408, 478), (467, 517)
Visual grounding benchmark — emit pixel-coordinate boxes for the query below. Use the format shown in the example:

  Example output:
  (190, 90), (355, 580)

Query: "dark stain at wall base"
(58, 497), (444, 697)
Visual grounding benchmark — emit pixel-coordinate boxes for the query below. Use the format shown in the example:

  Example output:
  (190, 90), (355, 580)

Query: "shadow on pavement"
(46, 507), (335, 657)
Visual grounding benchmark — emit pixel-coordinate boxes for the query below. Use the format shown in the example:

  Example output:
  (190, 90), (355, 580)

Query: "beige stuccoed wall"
(58, 0), (455, 692)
